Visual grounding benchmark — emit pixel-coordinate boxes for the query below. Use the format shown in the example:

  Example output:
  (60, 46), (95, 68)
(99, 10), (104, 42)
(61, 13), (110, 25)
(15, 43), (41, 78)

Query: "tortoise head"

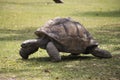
(19, 39), (39, 59)
(19, 37), (50, 59)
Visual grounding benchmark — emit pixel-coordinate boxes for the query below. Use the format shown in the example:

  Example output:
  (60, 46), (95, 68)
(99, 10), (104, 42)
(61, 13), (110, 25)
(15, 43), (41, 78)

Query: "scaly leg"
(46, 42), (61, 62)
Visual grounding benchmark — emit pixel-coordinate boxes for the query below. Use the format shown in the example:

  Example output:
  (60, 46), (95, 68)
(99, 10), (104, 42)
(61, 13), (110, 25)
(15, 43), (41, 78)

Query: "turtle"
(19, 17), (112, 62)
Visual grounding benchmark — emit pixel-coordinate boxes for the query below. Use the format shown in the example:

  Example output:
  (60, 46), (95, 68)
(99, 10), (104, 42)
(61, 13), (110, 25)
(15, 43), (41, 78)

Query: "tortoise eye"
(21, 43), (27, 48)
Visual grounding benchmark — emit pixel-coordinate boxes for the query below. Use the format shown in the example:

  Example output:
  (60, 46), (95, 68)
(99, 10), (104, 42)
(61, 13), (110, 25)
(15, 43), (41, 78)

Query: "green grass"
(0, 0), (120, 80)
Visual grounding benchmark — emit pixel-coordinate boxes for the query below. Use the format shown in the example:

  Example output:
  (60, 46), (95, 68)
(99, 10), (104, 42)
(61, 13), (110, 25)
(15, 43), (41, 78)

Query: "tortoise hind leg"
(46, 42), (61, 62)
(91, 48), (112, 58)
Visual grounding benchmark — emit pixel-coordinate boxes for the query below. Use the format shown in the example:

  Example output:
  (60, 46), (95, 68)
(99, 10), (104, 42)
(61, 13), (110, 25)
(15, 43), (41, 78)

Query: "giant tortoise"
(19, 17), (112, 62)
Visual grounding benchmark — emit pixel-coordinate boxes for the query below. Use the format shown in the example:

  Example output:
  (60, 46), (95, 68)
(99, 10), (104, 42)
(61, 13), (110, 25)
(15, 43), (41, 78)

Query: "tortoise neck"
(37, 37), (50, 49)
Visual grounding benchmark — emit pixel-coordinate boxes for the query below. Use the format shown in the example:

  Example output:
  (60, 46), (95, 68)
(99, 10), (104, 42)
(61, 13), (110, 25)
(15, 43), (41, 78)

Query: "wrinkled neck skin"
(37, 37), (50, 49)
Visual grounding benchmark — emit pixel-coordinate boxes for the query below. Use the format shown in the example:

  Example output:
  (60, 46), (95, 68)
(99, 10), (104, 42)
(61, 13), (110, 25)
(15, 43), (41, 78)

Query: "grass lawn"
(0, 0), (120, 80)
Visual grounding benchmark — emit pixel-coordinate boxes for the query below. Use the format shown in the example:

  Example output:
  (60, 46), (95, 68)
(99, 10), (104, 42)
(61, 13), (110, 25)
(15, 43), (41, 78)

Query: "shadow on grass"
(27, 55), (94, 63)
(20, 51), (120, 63)
(0, 27), (37, 41)
(72, 10), (120, 17)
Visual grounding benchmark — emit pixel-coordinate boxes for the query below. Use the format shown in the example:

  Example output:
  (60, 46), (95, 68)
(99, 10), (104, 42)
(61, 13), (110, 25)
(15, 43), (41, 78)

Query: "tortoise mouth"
(19, 48), (29, 59)
(19, 47), (39, 59)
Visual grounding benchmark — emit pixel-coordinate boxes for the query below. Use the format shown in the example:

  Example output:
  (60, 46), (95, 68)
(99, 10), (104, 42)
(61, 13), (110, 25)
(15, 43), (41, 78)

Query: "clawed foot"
(91, 48), (112, 58)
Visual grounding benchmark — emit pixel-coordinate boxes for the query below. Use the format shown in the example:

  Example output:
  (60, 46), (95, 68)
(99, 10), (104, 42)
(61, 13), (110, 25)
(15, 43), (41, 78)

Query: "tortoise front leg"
(46, 42), (61, 62)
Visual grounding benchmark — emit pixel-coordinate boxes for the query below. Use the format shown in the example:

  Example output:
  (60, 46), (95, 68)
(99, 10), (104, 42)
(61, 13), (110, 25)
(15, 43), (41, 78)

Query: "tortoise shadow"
(25, 55), (96, 63)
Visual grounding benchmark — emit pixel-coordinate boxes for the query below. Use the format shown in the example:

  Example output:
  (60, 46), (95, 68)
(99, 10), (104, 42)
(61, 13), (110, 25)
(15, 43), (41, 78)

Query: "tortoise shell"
(35, 17), (98, 53)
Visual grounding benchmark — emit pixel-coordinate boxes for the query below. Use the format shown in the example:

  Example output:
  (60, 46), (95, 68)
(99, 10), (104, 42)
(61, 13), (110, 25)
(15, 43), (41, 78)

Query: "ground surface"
(0, 0), (120, 80)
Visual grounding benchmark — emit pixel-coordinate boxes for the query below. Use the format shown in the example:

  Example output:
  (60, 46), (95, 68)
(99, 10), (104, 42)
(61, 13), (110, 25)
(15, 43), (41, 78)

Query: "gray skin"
(19, 36), (112, 62)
